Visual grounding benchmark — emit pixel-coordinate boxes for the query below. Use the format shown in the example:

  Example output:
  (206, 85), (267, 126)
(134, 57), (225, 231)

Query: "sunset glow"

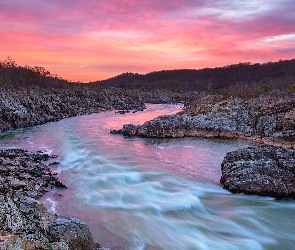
(0, 0), (294, 82)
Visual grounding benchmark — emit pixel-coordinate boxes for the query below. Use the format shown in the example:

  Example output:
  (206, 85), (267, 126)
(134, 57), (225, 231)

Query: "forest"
(91, 59), (295, 94)
(0, 57), (74, 89)
(1, 57), (295, 95)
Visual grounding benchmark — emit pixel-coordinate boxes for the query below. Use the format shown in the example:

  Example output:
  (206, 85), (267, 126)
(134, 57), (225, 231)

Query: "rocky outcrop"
(0, 149), (65, 199)
(220, 146), (295, 198)
(111, 91), (295, 149)
(125, 89), (200, 105)
(0, 84), (205, 133)
(0, 87), (145, 133)
(0, 149), (97, 250)
(0, 235), (69, 250)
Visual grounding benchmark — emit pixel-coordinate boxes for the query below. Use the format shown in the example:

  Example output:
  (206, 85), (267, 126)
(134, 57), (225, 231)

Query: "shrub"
(256, 84), (272, 94)
(169, 88), (182, 93)
(289, 84), (295, 91)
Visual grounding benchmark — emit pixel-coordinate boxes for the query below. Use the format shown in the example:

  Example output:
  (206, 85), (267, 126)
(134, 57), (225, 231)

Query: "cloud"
(0, 0), (294, 81)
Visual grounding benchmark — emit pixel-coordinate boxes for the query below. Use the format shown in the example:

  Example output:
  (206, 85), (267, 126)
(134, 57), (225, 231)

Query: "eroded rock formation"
(220, 146), (295, 198)
(111, 91), (295, 149)
(0, 87), (145, 133)
(0, 149), (97, 250)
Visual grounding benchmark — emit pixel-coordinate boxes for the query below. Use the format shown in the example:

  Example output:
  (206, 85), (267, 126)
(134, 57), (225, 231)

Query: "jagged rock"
(283, 108), (295, 131)
(111, 124), (139, 136)
(10, 179), (27, 189)
(0, 149), (97, 250)
(0, 235), (69, 250)
(111, 91), (295, 149)
(0, 87), (145, 133)
(0, 149), (66, 199)
(220, 146), (295, 198)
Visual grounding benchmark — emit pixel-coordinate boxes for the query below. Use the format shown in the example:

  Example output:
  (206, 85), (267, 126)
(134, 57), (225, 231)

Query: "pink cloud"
(0, 0), (294, 82)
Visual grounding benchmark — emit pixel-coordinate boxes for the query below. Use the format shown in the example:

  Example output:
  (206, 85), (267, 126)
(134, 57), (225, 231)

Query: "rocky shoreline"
(0, 86), (201, 249)
(1, 87), (294, 249)
(111, 91), (295, 149)
(0, 87), (145, 133)
(0, 149), (99, 249)
(111, 91), (295, 198)
(0, 86), (203, 134)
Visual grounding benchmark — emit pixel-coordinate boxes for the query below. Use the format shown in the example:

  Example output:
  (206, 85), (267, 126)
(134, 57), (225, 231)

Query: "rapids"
(0, 104), (294, 250)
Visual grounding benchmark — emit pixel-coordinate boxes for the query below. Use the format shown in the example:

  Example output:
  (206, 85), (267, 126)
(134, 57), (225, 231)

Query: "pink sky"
(0, 0), (294, 82)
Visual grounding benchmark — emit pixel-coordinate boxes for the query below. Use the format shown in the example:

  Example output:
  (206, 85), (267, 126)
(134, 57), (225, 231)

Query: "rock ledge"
(220, 146), (295, 198)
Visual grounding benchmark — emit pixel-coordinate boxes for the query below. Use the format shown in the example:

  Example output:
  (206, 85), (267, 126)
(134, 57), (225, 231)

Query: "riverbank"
(111, 90), (295, 149)
(111, 90), (295, 198)
(0, 86), (197, 249)
(0, 87), (145, 133)
(0, 149), (99, 249)
(1, 102), (294, 249)
(0, 86), (202, 133)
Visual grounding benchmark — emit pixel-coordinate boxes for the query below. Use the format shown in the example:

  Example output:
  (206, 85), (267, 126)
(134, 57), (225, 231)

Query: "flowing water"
(0, 104), (294, 250)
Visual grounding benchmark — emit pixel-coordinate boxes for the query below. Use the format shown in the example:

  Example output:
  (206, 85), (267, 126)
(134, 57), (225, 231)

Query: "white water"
(1, 104), (294, 250)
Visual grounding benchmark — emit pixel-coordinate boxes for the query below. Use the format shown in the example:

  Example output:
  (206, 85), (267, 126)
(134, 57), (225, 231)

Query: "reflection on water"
(1, 104), (295, 250)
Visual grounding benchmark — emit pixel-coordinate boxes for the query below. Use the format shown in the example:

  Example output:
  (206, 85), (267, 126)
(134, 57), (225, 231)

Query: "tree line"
(0, 57), (75, 89)
(91, 59), (295, 95)
(1, 57), (294, 95)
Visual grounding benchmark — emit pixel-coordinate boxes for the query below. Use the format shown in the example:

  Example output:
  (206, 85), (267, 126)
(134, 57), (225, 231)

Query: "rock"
(220, 146), (295, 198)
(10, 179), (27, 189)
(0, 166), (8, 173)
(111, 91), (295, 149)
(0, 235), (69, 250)
(0, 87), (145, 133)
(48, 161), (60, 166)
(0, 149), (98, 249)
(46, 215), (96, 250)
(115, 110), (129, 114)
(0, 149), (66, 199)
(1, 159), (15, 165)
(283, 108), (295, 131)
(121, 124), (139, 136)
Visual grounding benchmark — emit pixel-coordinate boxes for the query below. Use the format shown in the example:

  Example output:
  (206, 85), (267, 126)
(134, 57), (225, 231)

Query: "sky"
(0, 0), (294, 82)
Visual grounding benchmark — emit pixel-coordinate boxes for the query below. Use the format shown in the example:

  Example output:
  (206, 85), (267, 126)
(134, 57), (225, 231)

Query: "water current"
(0, 104), (294, 250)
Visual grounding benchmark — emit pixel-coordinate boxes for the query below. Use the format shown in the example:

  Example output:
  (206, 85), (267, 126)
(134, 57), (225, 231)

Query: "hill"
(0, 57), (77, 89)
(1, 57), (295, 97)
(91, 59), (295, 94)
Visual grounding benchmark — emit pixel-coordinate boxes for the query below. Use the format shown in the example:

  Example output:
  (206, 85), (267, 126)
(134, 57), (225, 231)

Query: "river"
(0, 104), (294, 250)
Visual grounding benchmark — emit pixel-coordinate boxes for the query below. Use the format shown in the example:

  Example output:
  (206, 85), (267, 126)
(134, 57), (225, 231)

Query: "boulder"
(46, 215), (96, 250)
(220, 146), (295, 198)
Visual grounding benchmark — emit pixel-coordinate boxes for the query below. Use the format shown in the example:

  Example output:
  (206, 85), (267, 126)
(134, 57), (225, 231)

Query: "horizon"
(3, 57), (294, 84)
(0, 0), (294, 82)
(96, 58), (295, 82)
